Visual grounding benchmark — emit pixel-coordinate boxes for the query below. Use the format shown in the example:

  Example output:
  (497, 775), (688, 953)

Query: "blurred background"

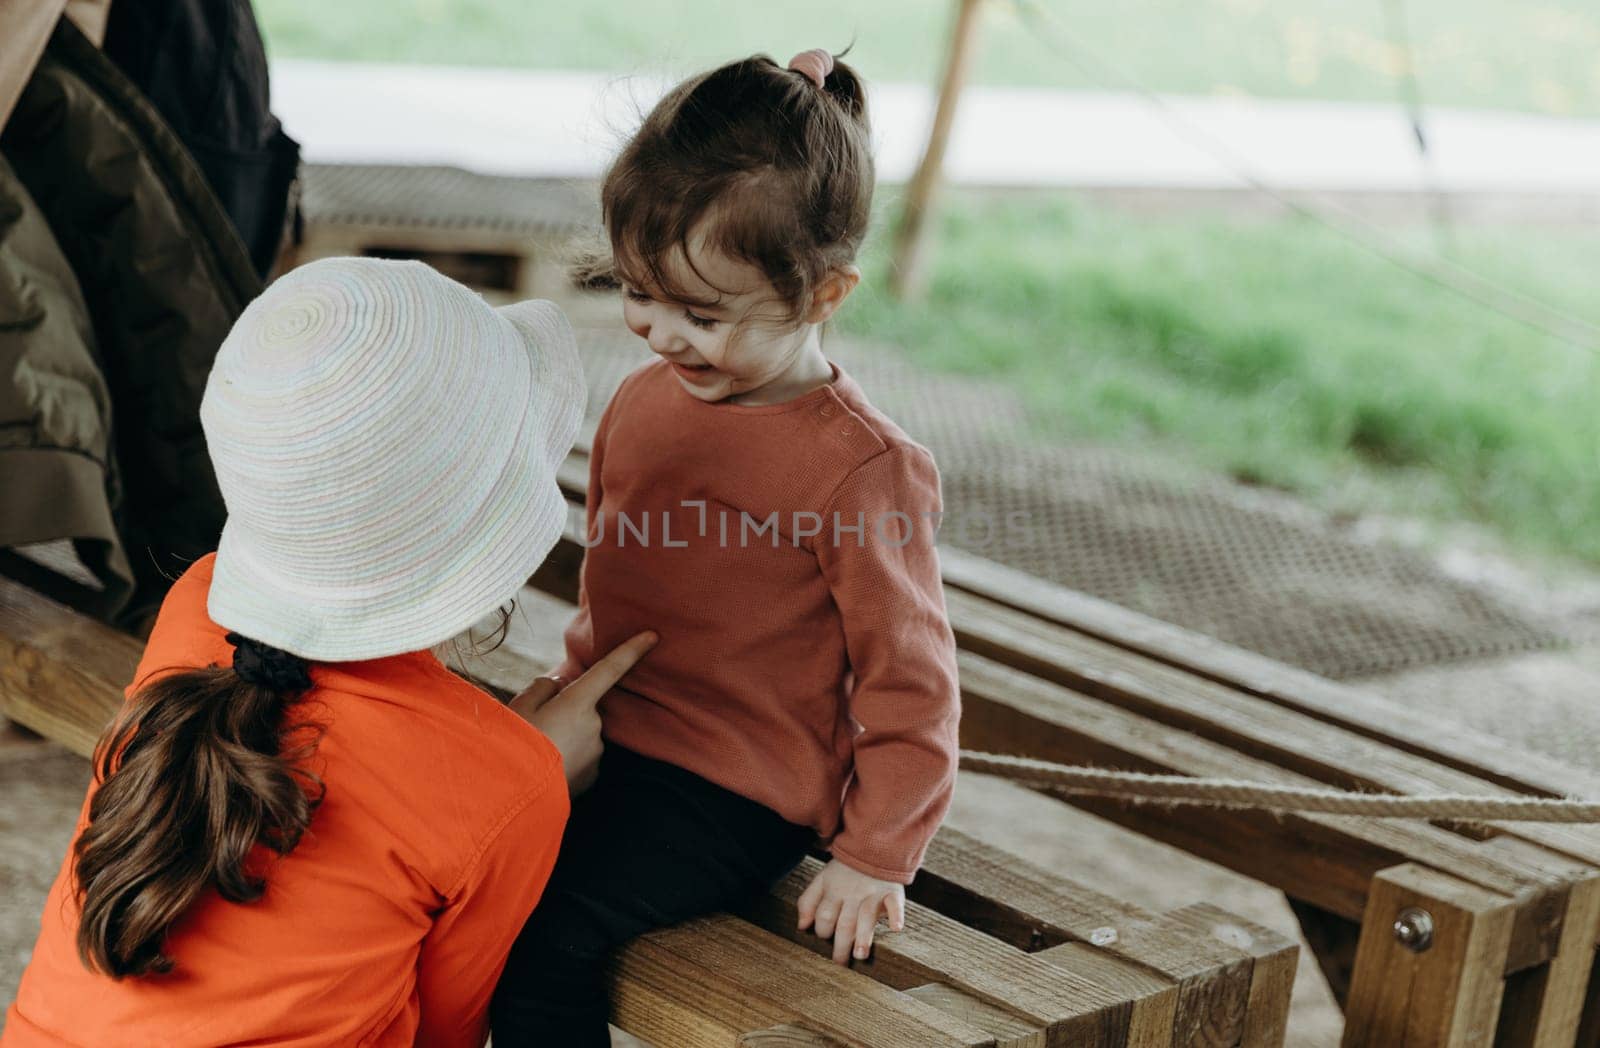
(263, 0), (1600, 574)
(6, 2), (1600, 1041)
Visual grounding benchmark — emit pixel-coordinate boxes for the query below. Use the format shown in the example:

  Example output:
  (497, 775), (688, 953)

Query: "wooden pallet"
(0, 572), (1295, 1047)
(545, 443), (1600, 1047)
(286, 164), (597, 300)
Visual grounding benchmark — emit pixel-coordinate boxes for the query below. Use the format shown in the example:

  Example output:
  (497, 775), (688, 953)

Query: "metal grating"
(300, 164), (598, 236)
(572, 322), (1575, 681)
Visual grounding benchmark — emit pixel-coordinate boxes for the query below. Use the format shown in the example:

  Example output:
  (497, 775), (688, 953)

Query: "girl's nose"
(645, 326), (678, 356)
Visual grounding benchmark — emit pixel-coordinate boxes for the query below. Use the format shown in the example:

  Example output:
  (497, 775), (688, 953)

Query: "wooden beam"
(954, 650), (1575, 974)
(643, 916), (996, 1047)
(888, 0), (985, 300)
(1491, 860), (1600, 1047)
(609, 934), (831, 1047)
(943, 586), (1600, 875)
(936, 544), (1600, 804)
(913, 827), (1260, 1045)
(746, 855), (1176, 1046)
(0, 574), (138, 758)
(1156, 903), (1297, 1048)
(1344, 864), (1517, 1047)
(904, 984), (1046, 1048)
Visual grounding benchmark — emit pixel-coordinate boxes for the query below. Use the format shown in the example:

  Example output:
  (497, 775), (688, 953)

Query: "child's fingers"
(797, 877), (821, 931)
(832, 900), (861, 965)
(851, 899), (881, 960)
(813, 897), (842, 940)
(885, 891), (906, 932)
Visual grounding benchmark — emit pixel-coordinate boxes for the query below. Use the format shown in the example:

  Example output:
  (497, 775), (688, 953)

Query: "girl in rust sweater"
(492, 50), (961, 1045)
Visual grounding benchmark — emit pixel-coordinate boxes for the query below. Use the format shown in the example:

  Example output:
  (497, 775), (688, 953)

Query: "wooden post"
(888, 0), (984, 301)
(1485, 844), (1600, 1048)
(1343, 864), (1517, 1047)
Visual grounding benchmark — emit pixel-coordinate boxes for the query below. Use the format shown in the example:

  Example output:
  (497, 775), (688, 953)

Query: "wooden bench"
(546, 443), (1600, 1047)
(0, 571), (1296, 1047)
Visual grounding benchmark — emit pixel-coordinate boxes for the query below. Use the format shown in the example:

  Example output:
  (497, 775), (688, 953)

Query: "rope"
(1378, 0), (1456, 252)
(960, 750), (1600, 822)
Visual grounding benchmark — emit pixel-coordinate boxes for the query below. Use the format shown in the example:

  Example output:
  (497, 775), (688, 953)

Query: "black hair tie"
(226, 633), (313, 692)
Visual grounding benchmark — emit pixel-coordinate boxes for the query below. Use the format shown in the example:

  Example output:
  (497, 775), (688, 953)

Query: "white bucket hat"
(200, 256), (584, 662)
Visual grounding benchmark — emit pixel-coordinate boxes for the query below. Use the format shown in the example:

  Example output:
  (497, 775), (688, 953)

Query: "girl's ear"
(804, 265), (862, 325)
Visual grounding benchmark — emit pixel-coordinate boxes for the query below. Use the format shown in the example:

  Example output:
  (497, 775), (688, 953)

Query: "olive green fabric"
(0, 151), (132, 617)
(1, 18), (261, 623)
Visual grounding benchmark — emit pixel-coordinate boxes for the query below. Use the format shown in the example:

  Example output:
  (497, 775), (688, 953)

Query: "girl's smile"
(669, 359), (718, 382)
(619, 232), (838, 407)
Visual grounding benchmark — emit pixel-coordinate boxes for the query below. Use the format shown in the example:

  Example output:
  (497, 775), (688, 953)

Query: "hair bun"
(227, 633), (313, 692)
(787, 48), (834, 88)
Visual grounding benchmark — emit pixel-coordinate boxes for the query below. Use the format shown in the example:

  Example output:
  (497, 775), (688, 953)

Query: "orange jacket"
(4, 554), (568, 1047)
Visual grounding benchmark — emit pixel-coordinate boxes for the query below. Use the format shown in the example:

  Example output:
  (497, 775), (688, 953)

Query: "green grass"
(256, 0), (1600, 117)
(253, 3), (1600, 563)
(839, 192), (1600, 564)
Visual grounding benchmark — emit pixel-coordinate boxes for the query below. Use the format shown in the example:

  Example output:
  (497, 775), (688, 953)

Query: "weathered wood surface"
(1, 568), (1282, 1046)
(915, 827), (1291, 1046)
(1343, 864), (1517, 1047)
(935, 544), (1600, 804)
(0, 574), (137, 758)
(747, 855), (1177, 1046)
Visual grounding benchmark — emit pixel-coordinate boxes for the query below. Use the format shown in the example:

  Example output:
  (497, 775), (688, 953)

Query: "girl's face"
(618, 236), (855, 406)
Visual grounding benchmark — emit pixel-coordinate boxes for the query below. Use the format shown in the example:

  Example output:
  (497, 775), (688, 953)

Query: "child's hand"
(796, 858), (906, 965)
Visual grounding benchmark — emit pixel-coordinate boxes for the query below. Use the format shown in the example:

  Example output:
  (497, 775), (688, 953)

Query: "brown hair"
(71, 602), (520, 979)
(72, 648), (324, 978)
(592, 51), (874, 324)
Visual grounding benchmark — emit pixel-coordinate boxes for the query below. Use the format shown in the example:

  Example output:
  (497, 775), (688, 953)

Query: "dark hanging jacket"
(102, 0), (302, 280)
(0, 17), (261, 625)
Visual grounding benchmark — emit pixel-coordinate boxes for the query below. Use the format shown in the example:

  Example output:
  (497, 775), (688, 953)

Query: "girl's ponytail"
(821, 55), (868, 124)
(73, 635), (323, 978)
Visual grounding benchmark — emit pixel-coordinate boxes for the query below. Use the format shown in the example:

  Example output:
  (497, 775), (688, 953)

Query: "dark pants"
(489, 744), (816, 1046)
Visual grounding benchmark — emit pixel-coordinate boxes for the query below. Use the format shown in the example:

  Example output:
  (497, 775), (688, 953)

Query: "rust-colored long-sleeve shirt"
(557, 358), (961, 884)
(4, 554), (570, 1047)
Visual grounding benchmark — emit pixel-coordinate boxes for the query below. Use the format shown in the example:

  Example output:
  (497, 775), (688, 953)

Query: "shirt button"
(820, 403), (835, 417)
(841, 423), (856, 436)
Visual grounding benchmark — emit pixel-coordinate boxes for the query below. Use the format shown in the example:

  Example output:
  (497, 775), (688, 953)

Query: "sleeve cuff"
(827, 842), (919, 885)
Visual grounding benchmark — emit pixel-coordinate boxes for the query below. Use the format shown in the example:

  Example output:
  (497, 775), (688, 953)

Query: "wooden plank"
(1344, 864), (1518, 1047)
(1150, 903), (1297, 1048)
(609, 935), (831, 1047)
(0, 576), (139, 758)
(0, 573), (143, 691)
(745, 855), (1176, 1047)
(739, 1026), (844, 1047)
(914, 827), (1258, 1046)
(945, 586), (1600, 877)
(646, 915), (996, 1048)
(955, 650), (1572, 973)
(1574, 960), (1600, 1047)
(1491, 860), (1600, 1047)
(936, 544), (1600, 804)
(904, 985), (1046, 1048)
